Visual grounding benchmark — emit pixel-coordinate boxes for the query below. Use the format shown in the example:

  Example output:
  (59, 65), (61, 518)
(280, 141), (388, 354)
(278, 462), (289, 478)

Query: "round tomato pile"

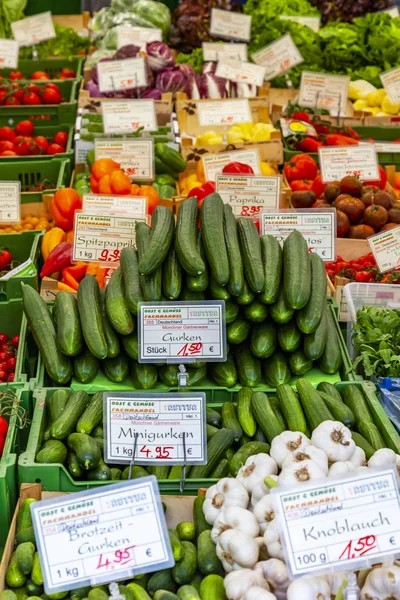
(0, 82), (63, 107)
(4, 68), (76, 81)
(0, 334), (19, 384)
(0, 120), (68, 157)
(326, 253), (400, 284)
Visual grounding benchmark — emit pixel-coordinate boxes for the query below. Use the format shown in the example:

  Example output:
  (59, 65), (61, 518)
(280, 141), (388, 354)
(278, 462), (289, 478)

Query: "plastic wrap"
(376, 378), (400, 432)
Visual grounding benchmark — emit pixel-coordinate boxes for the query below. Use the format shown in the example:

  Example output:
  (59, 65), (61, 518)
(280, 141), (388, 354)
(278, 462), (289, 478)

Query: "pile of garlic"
(202, 421), (400, 600)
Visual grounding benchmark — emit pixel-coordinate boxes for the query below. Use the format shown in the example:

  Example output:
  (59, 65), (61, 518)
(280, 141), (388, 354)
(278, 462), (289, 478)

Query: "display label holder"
(318, 144), (380, 183)
(0, 181), (21, 224)
(367, 225), (400, 273)
(94, 138), (155, 182)
(209, 8), (252, 42)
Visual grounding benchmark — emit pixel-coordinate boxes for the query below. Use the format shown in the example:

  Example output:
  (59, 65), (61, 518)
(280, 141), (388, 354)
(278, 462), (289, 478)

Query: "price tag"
(117, 26), (162, 49)
(197, 99), (252, 127)
(210, 8), (252, 42)
(30, 478), (173, 593)
(380, 6), (400, 16)
(11, 12), (55, 47)
(272, 468), (400, 579)
(0, 182), (20, 223)
(202, 149), (261, 182)
(299, 71), (350, 116)
(102, 100), (157, 135)
(83, 194), (147, 218)
(380, 66), (400, 104)
(318, 145), (379, 183)
(95, 140), (154, 181)
(104, 392), (207, 465)
(202, 42), (248, 62)
(216, 174), (280, 217)
(373, 141), (400, 153)
(252, 34), (303, 81)
(368, 226), (400, 273)
(98, 58), (147, 94)
(261, 209), (336, 261)
(280, 15), (321, 32)
(0, 39), (19, 69)
(72, 212), (147, 265)
(215, 59), (266, 87)
(138, 301), (226, 363)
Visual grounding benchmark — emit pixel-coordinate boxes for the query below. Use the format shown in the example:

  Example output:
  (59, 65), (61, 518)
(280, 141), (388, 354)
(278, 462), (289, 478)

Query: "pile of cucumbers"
(3, 496), (225, 600)
(22, 193), (343, 389)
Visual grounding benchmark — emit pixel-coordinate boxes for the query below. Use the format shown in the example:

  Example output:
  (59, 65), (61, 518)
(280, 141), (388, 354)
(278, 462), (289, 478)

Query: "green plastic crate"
(0, 58), (84, 81)
(0, 124), (74, 166)
(0, 158), (68, 204)
(0, 231), (42, 301)
(0, 385), (32, 553)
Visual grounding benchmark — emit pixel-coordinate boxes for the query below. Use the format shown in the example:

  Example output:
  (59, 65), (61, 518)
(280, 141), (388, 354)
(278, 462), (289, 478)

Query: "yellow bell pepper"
(249, 123), (275, 142)
(41, 227), (65, 261)
(195, 131), (223, 145)
(260, 162), (277, 176)
(366, 89), (387, 108)
(382, 95), (400, 115)
(228, 130), (246, 144)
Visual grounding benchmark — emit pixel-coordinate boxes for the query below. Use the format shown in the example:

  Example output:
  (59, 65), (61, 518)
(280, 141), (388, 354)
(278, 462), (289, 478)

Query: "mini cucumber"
(276, 384), (307, 433)
(341, 385), (373, 423)
(221, 403), (242, 442)
(193, 496), (211, 540)
(358, 420), (385, 450)
(351, 432), (375, 459)
(206, 407), (222, 428)
(229, 441), (270, 476)
(270, 287), (294, 324)
(318, 390), (355, 428)
(163, 244), (182, 300)
(269, 397), (287, 430)
(237, 387), (257, 437)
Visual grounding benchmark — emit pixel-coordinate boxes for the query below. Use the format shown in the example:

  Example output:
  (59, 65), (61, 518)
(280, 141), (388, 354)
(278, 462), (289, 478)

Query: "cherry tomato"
(0, 433), (5, 458)
(0, 416), (8, 438)
(6, 357), (16, 372)
(7, 373), (14, 383)
(0, 361), (7, 372)
(355, 271), (371, 283)
(11, 335), (19, 349)
(0, 334), (8, 344)
(9, 71), (24, 80)
(0, 370), (7, 382)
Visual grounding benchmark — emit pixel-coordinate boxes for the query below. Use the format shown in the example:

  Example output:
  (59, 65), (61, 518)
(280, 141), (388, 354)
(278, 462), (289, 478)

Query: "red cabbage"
(141, 88), (163, 99)
(199, 72), (227, 99)
(202, 61), (216, 75)
(146, 42), (175, 72)
(156, 66), (188, 93)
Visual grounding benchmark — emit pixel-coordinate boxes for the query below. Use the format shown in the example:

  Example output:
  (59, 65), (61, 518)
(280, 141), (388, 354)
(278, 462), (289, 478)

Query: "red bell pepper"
(296, 137), (323, 153)
(40, 242), (73, 278)
(188, 181), (216, 204)
(222, 162), (254, 175)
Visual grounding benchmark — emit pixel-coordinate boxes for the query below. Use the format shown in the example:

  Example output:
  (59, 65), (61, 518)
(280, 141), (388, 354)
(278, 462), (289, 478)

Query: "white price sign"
(83, 194), (147, 218)
(261, 209), (336, 261)
(373, 141), (400, 153)
(280, 15), (321, 32)
(216, 174), (281, 217)
(95, 140), (154, 181)
(202, 149), (261, 181)
(252, 34), (303, 81)
(197, 99), (251, 127)
(0, 39), (19, 69)
(31, 478), (173, 593)
(368, 226), (400, 273)
(102, 100), (157, 135)
(73, 212), (147, 265)
(299, 71), (350, 116)
(273, 468), (400, 578)
(215, 59), (266, 87)
(319, 144), (379, 183)
(380, 66), (400, 104)
(380, 6), (400, 16)
(138, 302), (226, 363)
(104, 392), (207, 465)
(0, 182), (20, 223)
(98, 58), (147, 93)
(117, 26), (162, 49)
(210, 8), (252, 42)
(202, 42), (248, 62)
(11, 12), (55, 47)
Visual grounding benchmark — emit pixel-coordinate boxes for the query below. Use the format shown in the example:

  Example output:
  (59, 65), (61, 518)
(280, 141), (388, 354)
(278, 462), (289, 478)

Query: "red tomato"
(16, 141), (31, 156)
(6, 357), (16, 372)
(9, 71), (24, 80)
(355, 271), (372, 282)
(0, 370), (6, 382)
(15, 120), (34, 136)
(311, 175), (327, 199)
(44, 82), (61, 91)
(35, 136), (49, 153)
(0, 433), (5, 458)
(0, 141), (16, 153)
(47, 143), (64, 155)
(6, 373), (14, 383)
(0, 362), (6, 372)
(0, 127), (16, 142)
(0, 352), (9, 364)
(60, 68), (76, 78)
(0, 249), (11, 266)
(31, 71), (50, 80)
(4, 96), (21, 106)
(0, 416), (8, 439)
(12, 89), (24, 101)
(27, 83), (41, 95)
(42, 87), (62, 105)
(0, 334), (8, 344)
(11, 335), (19, 349)
(22, 92), (41, 105)
(0, 90), (7, 104)
(53, 131), (68, 147)
(284, 154), (318, 183)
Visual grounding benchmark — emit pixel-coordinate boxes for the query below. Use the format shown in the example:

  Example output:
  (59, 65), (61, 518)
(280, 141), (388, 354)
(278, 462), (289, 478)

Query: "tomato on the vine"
(7, 373), (14, 383)
(6, 357), (16, 372)
(0, 334), (8, 345)
(0, 370), (7, 382)
(0, 416), (8, 438)
(11, 335), (19, 349)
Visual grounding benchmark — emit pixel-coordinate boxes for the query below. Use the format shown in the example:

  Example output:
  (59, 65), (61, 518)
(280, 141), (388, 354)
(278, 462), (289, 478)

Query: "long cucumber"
(53, 291), (83, 357)
(259, 235), (282, 304)
(223, 204), (244, 296)
(120, 247), (143, 315)
(283, 229), (311, 310)
(237, 217), (264, 293)
(200, 193), (229, 286)
(139, 205), (175, 275)
(297, 252), (326, 334)
(136, 222), (162, 301)
(77, 274), (108, 360)
(106, 267), (134, 335)
(175, 197), (205, 276)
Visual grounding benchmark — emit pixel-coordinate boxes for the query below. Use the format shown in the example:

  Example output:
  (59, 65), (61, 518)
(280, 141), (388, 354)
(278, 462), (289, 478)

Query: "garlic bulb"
(328, 461), (355, 478)
(279, 460), (326, 486)
(203, 478), (249, 525)
(327, 573), (348, 596)
(368, 448), (397, 470)
(216, 529), (259, 572)
(349, 445), (366, 467)
(287, 575), (331, 600)
(250, 475), (279, 508)
(243, 587), (277, 600)
(237, 454), (278, 492)
(361, 565), (400, 599)
(270, 431), (310, 467)
(255, 536), (270, 560)
(263, 519), (284, 561)
(253, 495), (275, 534)
(224, 565), (268, 600)
(311, 421), (356, 463)
(258, 558), (289, 600)
(211, 506), (259, 543)
(281, 445), (328, 475)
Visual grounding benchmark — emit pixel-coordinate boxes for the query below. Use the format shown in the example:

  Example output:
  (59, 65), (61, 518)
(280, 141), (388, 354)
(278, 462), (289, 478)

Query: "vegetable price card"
(95, 139), (154, 181)
(215, 59), (266, 87)
(104, 392), (207, 465)
(82, 194), (147, 218)
(116, 26), (162, 49)
(30, 478), (173, 593)
(0, 39), (19, 68)
(368, 226), (400, 273)
(380, 66), (400, 104)
(216, 174), (281, 217)
(279, 16), (321, 32)
(202, 149), (261, 181)
(138, 301), (226, 363)
(0, 182), (20, 224)
(197, 99), (252, 127)
(202, 42), (248, 62)
(299, 71), (350, 116)
(102, 100), (157, 135)
(11, 12), (55, 47)
(252, 34), (304, 82)
(97, 58), (147, 93)
(210, 8), (252, 42)
(318, 145), (379, 183)
(261, 208), (336, 261)
(272, 468), (400, 578)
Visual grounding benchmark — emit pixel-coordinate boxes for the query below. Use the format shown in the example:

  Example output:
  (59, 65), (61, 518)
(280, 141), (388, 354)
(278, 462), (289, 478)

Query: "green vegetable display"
(18, 24), (90, 59)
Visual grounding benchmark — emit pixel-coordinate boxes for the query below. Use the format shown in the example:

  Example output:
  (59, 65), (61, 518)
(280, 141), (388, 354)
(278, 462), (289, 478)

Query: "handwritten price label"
(102, 100), (157, 135)
(197, 99), (252, 127)
(104, 392), (207, 465)
(252, 34), (303, 81)
(368, 226), (400, 273)
(97, 58), (147, 93)
(138, 302), (226, 363)
(319, 145), (379, 183)
(241, 206), (262, 216)
(272, 468), (400, 578)
(0, 182), (20, 223)
(31, 478), (174, 593)
(95, 139), (154, 181)
(216, 174), (280, 217)
(11, 12), (55, 47)
(215, 59), (266, 87)
(99, 248), (121, 263)
(0, 39), (19, 69)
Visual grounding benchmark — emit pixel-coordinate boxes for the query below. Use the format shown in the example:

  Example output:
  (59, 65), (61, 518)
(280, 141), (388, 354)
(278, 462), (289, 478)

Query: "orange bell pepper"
(66, 230), (74, 244)
(63, 262), (87, 283)
(86, 262), (100, 276)
(50, 188), (82, 231)
(57, 281), (76, 293)
(96, 267), (106, 288)
(138, 185), (160, 202)
(41, 227), (66, 261)
(62, 269), (79, 291)
(130, 183), (141, 195)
